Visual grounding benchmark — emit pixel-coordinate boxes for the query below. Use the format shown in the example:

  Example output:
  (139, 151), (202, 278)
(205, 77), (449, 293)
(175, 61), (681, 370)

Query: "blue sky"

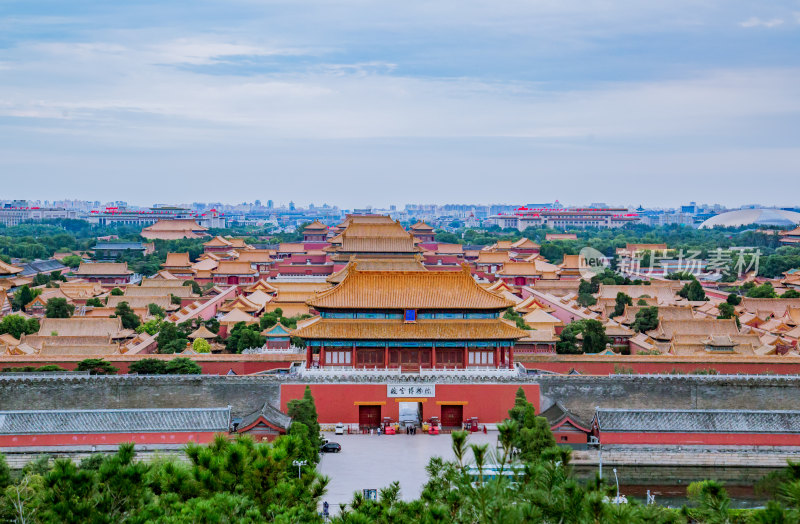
(1, 1), (799, 208)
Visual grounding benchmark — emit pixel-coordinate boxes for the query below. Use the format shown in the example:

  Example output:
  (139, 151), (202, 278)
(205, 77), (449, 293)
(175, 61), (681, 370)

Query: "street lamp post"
(613, 468), (620, 503)
(292, 459), (307, 479)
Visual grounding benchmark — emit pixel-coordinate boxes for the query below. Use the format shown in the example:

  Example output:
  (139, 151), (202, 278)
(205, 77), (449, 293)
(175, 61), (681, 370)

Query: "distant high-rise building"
(267, 200), (274, 209)
(289, 201), (295, 211)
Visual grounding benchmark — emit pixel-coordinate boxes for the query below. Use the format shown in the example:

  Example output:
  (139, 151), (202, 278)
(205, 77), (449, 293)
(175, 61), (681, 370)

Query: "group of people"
(405, 424), (417, 435)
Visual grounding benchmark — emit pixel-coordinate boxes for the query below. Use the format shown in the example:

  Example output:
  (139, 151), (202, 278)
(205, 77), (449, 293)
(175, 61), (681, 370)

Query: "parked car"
(320, 442), (341, 453)
(334, 423), (345, 435)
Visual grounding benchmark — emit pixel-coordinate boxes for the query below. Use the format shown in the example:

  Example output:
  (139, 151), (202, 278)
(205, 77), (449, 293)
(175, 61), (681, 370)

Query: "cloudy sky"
(1, 1), (799, 208)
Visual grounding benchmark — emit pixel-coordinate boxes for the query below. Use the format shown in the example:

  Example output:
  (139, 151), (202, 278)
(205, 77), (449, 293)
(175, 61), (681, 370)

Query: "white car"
(334, 423), (345, 435)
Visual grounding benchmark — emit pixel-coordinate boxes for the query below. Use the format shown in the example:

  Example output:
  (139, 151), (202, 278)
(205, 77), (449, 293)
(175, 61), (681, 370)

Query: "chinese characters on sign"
(387, 384), (436, 397)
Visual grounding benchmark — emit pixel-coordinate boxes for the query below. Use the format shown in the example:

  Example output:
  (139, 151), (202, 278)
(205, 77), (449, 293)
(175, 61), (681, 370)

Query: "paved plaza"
(318, 431), (496, 510)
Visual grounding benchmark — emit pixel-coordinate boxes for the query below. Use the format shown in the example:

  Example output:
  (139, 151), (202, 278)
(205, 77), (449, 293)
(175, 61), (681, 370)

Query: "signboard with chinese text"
(387, 384), (435, 397)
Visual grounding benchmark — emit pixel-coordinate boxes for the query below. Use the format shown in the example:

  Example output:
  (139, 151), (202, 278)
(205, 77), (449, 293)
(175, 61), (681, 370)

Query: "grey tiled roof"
(541, 401), (590, 430)
(238, 402), (292, 432)
(0, 408), (231, 435)
(595, 409), (800, 434)
(93, 242), (146, 250)
(19, 259), (67, 276)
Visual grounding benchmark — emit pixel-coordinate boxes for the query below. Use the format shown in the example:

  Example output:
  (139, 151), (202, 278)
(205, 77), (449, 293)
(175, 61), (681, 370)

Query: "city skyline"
(1, 1), (799, 207)
(1, 197), (790, 213)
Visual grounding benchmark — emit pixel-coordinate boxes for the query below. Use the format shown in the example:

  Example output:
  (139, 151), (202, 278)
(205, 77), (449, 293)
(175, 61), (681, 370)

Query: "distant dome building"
(699, 208), (800, 229)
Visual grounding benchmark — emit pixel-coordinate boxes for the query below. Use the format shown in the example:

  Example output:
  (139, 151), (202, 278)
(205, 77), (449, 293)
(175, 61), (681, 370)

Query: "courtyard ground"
(317, 430), (496, 511)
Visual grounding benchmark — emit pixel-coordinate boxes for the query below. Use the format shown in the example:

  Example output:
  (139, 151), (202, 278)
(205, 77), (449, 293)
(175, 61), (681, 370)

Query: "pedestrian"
(323, 501), (329, 518)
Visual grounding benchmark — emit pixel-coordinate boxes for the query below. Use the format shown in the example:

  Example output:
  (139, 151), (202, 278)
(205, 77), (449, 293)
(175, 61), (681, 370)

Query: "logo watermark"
(579, 247), (610, 280)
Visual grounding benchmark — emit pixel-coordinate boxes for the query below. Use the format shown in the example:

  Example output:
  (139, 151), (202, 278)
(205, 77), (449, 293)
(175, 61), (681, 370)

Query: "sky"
(1, 0), (799, 209)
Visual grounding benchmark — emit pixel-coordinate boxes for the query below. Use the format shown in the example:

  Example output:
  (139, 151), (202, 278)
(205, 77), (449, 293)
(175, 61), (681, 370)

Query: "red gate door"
(440, 405), (464, 428)
(359, 405), (381, 429)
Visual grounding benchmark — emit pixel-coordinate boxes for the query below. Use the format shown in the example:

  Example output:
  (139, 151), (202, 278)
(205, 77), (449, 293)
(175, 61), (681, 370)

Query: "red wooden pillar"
(306, 345), (312, 368)
(384, 345), (389, 368)
(494, 346), (500, 369)
(508, 345), (514, 369)
(320, 345), (326, 367)
(463, 347), (468, 369)
(431, 344), (437, 369)
(352, 344), (357, 368)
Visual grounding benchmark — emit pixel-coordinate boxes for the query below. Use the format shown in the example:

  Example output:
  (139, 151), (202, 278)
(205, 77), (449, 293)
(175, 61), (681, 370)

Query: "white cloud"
(740, 17), (784, 28)
(148, 38), (307, 65)
(2, 38), (799, 145)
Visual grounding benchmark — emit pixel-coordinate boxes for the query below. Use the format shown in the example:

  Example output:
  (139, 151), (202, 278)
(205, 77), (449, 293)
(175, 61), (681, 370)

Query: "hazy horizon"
(2, 1), (799, 208)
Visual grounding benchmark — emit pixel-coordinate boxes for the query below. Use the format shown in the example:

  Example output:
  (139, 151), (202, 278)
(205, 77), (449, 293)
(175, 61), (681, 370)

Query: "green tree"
(110, 287), (124, 296)
(183, 280), (202, 295)
(581, 319), (609, 353)
(147, 302), (166, 317)
(556, 322), (582, 354)
(726, 293), (742, 306)
(61, 255), (83, 268)
(226, 322), (264, 353)
(612, 292), (632, 317)
(0, 314), (39, 339)
(192, 338), (211, 353)
(128, 358), (168, 375)
(718, 302), (735, 319)
(577, 292), (596, 307)
(503, 308), (530, 330)
(747, 282), (778, 298)
(165, 357), (202, 374)
(2, 364), (65, 373)
(156, 322), (182, 352)
(0, 453), (10, 490)
(12, 285), (38, 312)
(45, 297), (75, 318)
(287, 386), (322, 456)
(38, 459), (97, 523)
(687, 480), (731, 523)
(85, 297), (103, 307)
(679, 279), (707, 301)
(160, 338), (189, 354)
(136, 317), (163, 336)
(578, 279), (594, 295)
(782, 289), (800, 298)
(75, 359), (118, 375)
(632, 306), (659, 333)
(507, 388), (557, 462)
(259, 311), (280, 330)
(114, 301), (141, 329)
(237, 329), (265, 352)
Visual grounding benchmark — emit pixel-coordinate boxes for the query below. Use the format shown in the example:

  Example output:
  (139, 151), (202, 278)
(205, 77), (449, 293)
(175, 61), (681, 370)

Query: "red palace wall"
(0, 355), (299, 375)
(600, 432), (800, 447)
(519, 357), (800, 375)
(280, 383), (540, 424)
(0, 431), (222, 448)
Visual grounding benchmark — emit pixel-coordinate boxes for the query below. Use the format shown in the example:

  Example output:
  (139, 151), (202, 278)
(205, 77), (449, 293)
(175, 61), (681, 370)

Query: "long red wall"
(600, 432), (800, 446)
(0, 431), (221, 447)
(0, 355), (300, 375)
(280, 383), (540, 424)
(519, 357), (800, 376)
